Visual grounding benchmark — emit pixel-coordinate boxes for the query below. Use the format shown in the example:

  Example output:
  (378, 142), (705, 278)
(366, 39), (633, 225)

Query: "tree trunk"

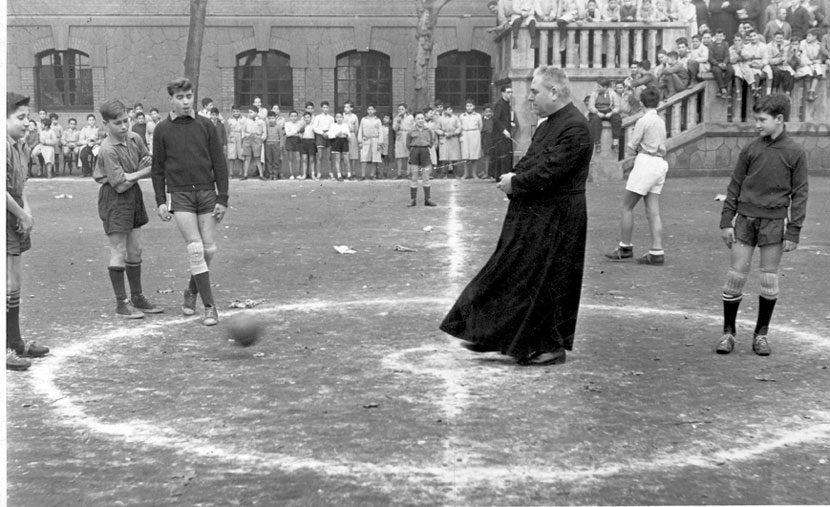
(413, 0), (451, 112)
(184, 0), (209, 102)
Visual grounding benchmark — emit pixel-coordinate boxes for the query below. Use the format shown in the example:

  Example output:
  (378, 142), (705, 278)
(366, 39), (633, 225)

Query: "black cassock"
(440, 102), (593, 359)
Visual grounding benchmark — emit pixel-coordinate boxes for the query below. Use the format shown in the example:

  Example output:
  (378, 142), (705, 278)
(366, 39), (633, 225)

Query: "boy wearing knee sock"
(715, 94), (808, 356)
(406, 112), (437, 207)
(152, 78), (229, 326)
(95, 99), (164, 319)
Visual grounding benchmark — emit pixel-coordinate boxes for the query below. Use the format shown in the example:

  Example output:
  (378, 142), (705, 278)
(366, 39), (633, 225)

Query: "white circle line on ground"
(27, 301), (830, 494)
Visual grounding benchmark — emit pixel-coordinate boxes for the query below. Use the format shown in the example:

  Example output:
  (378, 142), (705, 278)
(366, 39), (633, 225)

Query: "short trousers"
(408, 146), (432, 167)
(300, 138), (317, 157)
(315, 134), (330, 149)
(98, 183), (149, 235)
(285, 136), (301, 152)
(330, 137), (349, 153)
(6, 210), (31, 255)
(625, 153), (669, 195)
(734, 214), (785, 247)
(242, 137), (263, 158)
(170, 189), (218, 215)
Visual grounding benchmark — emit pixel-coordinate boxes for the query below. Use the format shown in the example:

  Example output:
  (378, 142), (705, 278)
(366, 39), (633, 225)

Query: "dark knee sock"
(125, 261), (142, 296)
(109, 266), (127, 302)
(722, 296), (741, 335)
(188, 275), (199, 295)
(755, 296), (777, 335)
(424, 186), (432, 201)
(193, 271), (214, 307)
(410, 187), (417, 200)
(6, 290), (23, 351)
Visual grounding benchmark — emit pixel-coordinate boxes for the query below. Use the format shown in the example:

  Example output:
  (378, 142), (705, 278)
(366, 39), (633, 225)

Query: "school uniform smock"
(393, 113), (415, 159)
(459, 112), (483, 160)
(226, 117), (245, 160)
(358, 116), (383, 163)
(436, 114), (462, 161)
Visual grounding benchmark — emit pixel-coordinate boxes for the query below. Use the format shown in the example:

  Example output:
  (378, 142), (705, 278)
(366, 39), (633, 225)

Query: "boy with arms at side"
(312, 101), (334, 179)
(241, 106), (266, 180)
(605, 87), (669, 265)
(152, 78), (229, 326)
(264, 110), (282, 180)
(6, 92), (51, 370)
(715, 94), (807, 356)
(283, 110), (303, 179)
(299, 111), (317, 180)
(358, 105), (383, 180)
(459, 98), (483, 179)
(343, 101), (360, 180)
(94, 99), (163, 319)
(406, 111), (437, 207)
(226, 105), (245, 178)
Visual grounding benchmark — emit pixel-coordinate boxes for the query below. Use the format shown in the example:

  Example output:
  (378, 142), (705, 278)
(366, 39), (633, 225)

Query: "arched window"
(335, 51), (392, 118)
(435, 51), (492, 109)
(235, 50), (293, 109)
(35, 50), (93, 110)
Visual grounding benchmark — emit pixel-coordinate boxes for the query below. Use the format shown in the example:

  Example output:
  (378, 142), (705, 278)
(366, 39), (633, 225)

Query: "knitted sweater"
(720, 129), (808, 242)
(151, 114), (229, 207)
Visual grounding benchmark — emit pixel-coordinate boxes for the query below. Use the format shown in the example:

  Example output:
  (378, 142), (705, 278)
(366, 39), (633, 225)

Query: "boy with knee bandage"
(94, 99), (163, 318)
(152, 78), (229, 326)
(716, 94), (808, 356)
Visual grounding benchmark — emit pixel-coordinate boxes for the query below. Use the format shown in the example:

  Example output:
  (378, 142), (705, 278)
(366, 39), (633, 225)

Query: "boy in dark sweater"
(152, 77), (229, 326)
(716, 94), (808, 356)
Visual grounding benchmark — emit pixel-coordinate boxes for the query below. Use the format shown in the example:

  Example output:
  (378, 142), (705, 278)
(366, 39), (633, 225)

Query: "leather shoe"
(518, 349), (566, 366)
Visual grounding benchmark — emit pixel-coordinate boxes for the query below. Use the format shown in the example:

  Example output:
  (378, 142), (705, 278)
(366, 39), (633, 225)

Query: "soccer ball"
(227, 315), (265, 347)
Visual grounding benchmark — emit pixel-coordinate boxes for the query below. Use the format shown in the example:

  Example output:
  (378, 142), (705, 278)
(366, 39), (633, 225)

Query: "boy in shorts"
(6, 92), (50, 370)
(299, 111), (317, 179)
(312, 101), (334, 179)
(152, 77), (229, 326)
(715, 94), (808, 356)
(94, 99), (163, 318)
(406, 112), (437, 207)
(241, 106), (266, 180)
(605, 87), (669, 265)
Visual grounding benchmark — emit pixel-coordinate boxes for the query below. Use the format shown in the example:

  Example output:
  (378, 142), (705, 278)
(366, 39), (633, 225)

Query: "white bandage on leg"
(759, 270), (779, 300)
(722, 269), (747, 301)
(187, 241), (208, 275)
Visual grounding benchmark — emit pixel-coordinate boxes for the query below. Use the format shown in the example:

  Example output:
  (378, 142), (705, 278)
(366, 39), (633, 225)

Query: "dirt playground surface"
(5, 175), (830, 506)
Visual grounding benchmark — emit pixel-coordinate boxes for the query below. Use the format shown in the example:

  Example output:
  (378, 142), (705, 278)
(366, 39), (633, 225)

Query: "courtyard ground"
(5, 174), (830, 506)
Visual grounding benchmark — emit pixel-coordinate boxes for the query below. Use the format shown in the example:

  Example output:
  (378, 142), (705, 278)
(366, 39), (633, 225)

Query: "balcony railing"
(495, 21), (689, 73)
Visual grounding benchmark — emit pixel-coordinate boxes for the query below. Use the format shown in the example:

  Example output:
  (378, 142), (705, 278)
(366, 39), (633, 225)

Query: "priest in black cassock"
(440, 66), (593, 366)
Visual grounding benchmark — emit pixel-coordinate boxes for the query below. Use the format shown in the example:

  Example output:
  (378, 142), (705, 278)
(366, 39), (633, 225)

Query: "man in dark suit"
(491, 85), (515, 179)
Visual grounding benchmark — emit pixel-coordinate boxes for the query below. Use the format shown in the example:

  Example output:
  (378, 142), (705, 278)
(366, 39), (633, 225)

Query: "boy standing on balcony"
(605, 87), (668, 266)
(715, 94), (808, 356)
(587, 79), (622, 154)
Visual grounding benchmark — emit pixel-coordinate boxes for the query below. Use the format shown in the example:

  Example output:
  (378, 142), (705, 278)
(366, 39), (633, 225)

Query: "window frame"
(434, 50), (493, 109)
(335, 50), (393, 118)
(234, 49), (294, 110)
(35, 49), (94, 111)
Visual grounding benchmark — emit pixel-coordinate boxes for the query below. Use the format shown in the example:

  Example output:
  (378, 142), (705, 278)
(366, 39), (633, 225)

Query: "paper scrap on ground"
(714, 194), (727, 201)
(393, 244), (418, 252)
(423, 226), (433, 232)
(54, 194), (73, 199)
(333, 245), (356, 254)
(229, 299), (265, 309)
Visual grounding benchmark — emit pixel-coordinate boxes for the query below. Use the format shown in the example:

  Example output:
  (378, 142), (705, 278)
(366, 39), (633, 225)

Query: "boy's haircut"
(166, 77), (194, 96)
(753, 93), (790, 120)
(487, 0), (498, 6)
(87, 113), (96, 121)
(598, 78), (612, 88)
(7, 92), (30, 117)
(465, 97), (475, 105)
(202, 97), (213, 107)
(500, 85), (510, 93)
(398, 103), (408, 109)
(675, 37), (688, 46)
(49, 112), (59, 120)
(136, 112), (146, 119)
(69, 117), (77, 124)
(267, 110), (276, 118)
(344, 100), (354, 108)
(366, 104), (376, 109)
(302, 111), (312, 118)
(321, 100), (329, 107)
(414, 111), (425, 118)
(305, 101), (314, 108)
(808, 28), (821, 37)
(715, 28), (724, 34)
(774, 30), (784, 37)
(231, 104), (239, 110)
(640, 87), (661, 108)
(210, 107), (220, 115)
(150, 107), (159, 113)
(639, 59), (652, 70)
(667, 50), (679, 59)
(691, 34), (701, 41)
(289, 110), (299, 117)
(657, 48), (667, 55)
(134, 102), (143, 108)
(99, 99), (128, 121)
(435, 100), (444, 107)
(42, 118), (52, 128)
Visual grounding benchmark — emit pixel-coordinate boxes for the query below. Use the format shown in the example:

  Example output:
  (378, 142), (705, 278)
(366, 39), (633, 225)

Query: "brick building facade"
(6, 0), (498, 119)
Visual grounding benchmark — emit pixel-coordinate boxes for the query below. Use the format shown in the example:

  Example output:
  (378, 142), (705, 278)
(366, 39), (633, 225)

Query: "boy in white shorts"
(605, 87), (669, 265)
